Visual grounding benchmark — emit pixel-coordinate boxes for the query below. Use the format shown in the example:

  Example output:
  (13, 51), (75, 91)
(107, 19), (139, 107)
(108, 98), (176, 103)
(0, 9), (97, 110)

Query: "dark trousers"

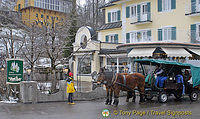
(68, 93), (73, 103)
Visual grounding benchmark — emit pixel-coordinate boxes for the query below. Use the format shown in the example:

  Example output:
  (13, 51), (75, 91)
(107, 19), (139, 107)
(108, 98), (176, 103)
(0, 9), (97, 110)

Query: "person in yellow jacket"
(67, 72), (75, 104)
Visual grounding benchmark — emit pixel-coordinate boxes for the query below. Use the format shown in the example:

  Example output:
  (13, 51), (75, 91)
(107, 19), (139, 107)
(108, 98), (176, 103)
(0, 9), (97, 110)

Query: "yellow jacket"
(67, 81), (75, 93)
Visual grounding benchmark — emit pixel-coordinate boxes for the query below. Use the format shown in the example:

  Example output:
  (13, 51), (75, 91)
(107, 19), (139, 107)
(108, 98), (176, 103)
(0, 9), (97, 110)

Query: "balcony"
(131, 12), (152, 25)
(185, 1), (200, 16)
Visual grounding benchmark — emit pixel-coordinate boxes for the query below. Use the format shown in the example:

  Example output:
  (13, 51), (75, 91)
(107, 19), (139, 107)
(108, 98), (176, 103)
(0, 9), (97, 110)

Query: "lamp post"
(63, 68), (68, 79)
(0, 67), (4, 72)
(27, 68), (31, 81)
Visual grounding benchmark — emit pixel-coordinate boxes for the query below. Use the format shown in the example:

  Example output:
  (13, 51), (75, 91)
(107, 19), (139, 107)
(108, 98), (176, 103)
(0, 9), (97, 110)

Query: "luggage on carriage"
(134, 59), (200, 103)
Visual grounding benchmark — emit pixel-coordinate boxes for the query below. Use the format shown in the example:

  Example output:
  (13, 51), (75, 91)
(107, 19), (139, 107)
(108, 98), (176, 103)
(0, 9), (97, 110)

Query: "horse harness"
(112, 74), (141, 93)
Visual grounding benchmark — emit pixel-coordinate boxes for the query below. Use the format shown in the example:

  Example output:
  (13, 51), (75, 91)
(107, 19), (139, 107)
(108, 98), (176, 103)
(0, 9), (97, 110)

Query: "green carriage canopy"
(134, 59), (200, 87)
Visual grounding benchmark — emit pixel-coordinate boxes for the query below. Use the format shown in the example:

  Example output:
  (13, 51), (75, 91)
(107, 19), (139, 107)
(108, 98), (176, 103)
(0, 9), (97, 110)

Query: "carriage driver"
(154, 64), (168, 88)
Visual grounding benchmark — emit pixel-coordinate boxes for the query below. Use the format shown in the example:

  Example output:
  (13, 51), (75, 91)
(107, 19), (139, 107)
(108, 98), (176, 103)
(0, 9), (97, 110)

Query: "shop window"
(78, 57), (91, 74)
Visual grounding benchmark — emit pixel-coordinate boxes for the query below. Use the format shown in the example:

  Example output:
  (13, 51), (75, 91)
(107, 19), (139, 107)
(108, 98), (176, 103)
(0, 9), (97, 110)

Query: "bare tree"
(39, 15), (70, 93)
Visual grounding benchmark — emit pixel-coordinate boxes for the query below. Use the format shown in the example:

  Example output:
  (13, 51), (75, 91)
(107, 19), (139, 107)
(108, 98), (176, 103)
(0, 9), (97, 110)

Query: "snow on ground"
(0, 96), (18, 104)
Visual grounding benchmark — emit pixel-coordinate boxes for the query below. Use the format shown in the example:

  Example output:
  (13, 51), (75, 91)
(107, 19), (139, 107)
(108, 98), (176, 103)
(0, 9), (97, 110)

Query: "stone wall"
(20, 81), (126, 103)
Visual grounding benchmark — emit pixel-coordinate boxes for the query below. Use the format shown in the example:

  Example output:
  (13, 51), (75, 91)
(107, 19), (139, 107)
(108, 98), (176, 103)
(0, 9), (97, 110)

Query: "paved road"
(0, 96), (200, 119)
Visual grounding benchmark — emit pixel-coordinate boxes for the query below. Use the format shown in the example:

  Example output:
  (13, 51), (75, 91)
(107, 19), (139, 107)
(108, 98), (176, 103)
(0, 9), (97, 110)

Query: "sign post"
(7, 59), (23, 84)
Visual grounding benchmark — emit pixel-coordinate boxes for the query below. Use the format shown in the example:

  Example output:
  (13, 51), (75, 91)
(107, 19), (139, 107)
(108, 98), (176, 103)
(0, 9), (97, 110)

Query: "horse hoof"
(139, 101), (145, 104)
(113, 104), (118, 107)
(105, 102), (109, 105)
(126, 99), (129, 102)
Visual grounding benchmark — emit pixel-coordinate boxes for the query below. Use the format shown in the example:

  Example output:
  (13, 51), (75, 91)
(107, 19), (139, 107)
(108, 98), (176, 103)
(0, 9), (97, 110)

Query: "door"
(140, 3), (148, 21)
(141, 31), (147, 42)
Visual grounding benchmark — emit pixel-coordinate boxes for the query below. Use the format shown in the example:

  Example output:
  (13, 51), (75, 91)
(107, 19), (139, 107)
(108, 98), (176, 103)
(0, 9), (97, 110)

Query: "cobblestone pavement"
(0, 96), (200, 119)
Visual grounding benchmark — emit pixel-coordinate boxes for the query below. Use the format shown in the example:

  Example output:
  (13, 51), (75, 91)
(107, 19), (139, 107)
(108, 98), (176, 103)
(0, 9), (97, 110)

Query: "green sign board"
(7, 59), (23, 84)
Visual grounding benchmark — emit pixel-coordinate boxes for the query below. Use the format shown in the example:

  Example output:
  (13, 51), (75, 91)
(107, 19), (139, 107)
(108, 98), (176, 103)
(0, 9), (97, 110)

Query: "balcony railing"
(131, 12), (152, 25)
(185, 1), (200, 16)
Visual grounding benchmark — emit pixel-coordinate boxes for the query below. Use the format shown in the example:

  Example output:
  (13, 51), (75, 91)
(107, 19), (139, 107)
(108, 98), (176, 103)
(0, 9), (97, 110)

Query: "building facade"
(15, 0), (70, 26)
(74, 0), (200, 82)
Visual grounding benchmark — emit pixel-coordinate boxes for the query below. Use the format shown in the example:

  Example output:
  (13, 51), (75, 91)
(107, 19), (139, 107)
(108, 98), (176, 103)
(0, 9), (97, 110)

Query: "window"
(25, 0), (29, 7)
(108, 10), (120, 23)
(111, 12), (117, 22)
(106, 58), (117, 72)
(47, 15), (49, 19)
(36, 13), (38, 17)
(129, 30), (151, 43)
(78, 57), (91, 74)
(142, 4), (148, 14)
(34, 0), (68, 13)
(105, 34), (118, 43)
(158, 27), (176, 41)
(158, 0), (176, 12)
(106, 58), (129, 73)
(197, 24), (200, 41)
(41, 14), (43, 18)
(131, 5), (137, 18)
(163, 28), (171, 41)
(162, 0), (171, 11)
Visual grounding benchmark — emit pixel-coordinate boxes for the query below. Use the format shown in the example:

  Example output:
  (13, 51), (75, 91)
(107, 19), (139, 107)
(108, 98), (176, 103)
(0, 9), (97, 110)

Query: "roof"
(134, 59), (200, 87)
(99, 1), (117, 9)
(99, 21), (122, 31)
(134, 59), (192, 68)
(117, 42), (200, 50)
(99, 49), (126, 54)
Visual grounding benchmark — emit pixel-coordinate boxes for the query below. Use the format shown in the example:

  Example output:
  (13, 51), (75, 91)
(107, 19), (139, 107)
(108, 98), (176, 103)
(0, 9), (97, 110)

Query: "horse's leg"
(132, 90), (136, 102)
(126, 91), (132, 102)
(105, 87), (110, 105)
(138, 85), (145, 103)
(113, 88), (120, 106)
(108, 88), (113, 105)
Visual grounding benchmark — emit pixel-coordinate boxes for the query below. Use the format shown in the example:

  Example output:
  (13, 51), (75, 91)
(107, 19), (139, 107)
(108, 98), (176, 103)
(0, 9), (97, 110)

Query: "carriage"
(134, 59), (200, 103)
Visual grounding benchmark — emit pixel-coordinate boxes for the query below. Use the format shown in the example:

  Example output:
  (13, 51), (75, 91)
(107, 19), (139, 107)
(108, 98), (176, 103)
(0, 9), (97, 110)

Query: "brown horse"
(97, 67), (145, 106)
(112, 73), (145, 106)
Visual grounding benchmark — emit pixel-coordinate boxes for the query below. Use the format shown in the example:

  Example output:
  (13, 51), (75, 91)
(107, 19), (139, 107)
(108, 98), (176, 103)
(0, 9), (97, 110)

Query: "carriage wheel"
(158, 92), (168, 103)
(145, 91), (154, 101)
(189, 90), (199, 102)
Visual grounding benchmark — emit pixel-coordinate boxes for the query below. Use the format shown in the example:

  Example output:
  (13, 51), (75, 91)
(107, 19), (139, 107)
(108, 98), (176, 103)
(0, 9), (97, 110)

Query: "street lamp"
(63, 68), (68, 79)
(27, 68), (31, 81)
(0, 67), (4, 71)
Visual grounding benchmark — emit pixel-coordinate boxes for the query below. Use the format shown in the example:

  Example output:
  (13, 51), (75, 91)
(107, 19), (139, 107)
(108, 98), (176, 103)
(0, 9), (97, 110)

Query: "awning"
(161, 48), (192, 57)
(188, 48), (200, 56)
(128, 48), (156, 57)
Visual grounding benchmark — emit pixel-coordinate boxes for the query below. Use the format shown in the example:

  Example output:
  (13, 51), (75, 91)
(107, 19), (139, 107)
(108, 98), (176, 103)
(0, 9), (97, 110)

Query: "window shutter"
(158, 29), (163, 41)
(191, 24), (196, 43)
(117, 10), (121, 21)
(108, 12), (111, 23)
(158, 0), (162, 12)
(114, 34), (119, 43)
(126, 6), (130, 18)
(137, 4), (141, 22)
(18, 4), (21, 11)
(147, 30), (151, 41)
(106, 35), (109, 42)
(126, 33), (130, 43)
(171, 27), (176, 40)
(147, 2), (151, 21)
(171, 0), (176, 9)
(191, 0), (196, 13)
